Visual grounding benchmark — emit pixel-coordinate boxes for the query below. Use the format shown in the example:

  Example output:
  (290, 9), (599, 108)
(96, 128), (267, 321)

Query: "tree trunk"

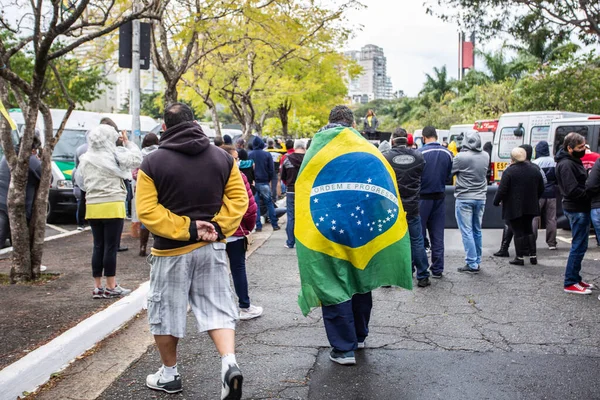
(30, 107), (56, 273)
(164, 82), (178, 106)
(278, 103), (289, 137)
(205, 97), (222, 138)
(9, 103), (39, 282)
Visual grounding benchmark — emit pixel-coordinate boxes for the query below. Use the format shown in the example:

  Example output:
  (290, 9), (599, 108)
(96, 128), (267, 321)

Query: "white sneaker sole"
(146, 382), (183, 394)
(329, 355), (356, 365)
(564, 289), (592, 295)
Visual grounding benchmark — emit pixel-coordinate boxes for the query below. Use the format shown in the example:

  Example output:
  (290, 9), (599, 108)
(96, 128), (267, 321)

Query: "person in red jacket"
(222, 146), (263, 320)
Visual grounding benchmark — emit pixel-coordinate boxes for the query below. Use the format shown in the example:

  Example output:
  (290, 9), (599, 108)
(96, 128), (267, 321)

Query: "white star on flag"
(357, 221), (362, 225)
(314, 198), (319, 203)
(391, 214), (395, 218)
(366, 194), (370, 198)
(387, 209), (392, 214)
(331, 220), (336, 225)
(378, 224), (383, 228)
(361, 210), (364, 214)
(367, 178), (372, 183)
(331, 226), (336, 231)
(370, 228), (373, 231)
(356, 206), (361, 211)
(316, 223), (319, 227)
(337, 203), (341, 208)
(340, 229), (345, 234)
(319, 217), (324, 222)
(351, 213), (355, 217)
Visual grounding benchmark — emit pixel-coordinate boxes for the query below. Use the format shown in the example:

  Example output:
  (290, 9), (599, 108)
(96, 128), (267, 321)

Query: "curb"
(0, 281), (150, 400)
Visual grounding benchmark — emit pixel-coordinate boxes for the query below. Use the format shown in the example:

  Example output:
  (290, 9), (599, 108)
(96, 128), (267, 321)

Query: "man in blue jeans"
(383, 128), (431, 287)
(418, 126), (453, 278)
(556, 132), (594, 295)
(249, 136), (280, 232)
(451, 132), (489, 273)
(280, 140), (306, 249)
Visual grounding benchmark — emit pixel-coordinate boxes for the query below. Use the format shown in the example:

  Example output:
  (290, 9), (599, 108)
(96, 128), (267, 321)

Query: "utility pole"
(130, 0), (141, 146)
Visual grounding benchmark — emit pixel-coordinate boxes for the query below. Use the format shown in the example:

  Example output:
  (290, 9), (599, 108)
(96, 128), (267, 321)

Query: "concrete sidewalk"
(91, 229), (600, 400)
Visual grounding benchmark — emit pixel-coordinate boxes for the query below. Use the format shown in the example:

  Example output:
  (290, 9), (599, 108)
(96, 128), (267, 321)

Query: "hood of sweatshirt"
(461, 131), (482, 152)
(555, 148), (582, 164)
(251, 136), (266, 150)
(535, 141), (550, 158)
(159, 121), (209, 156)
(287, 152), (305, 168)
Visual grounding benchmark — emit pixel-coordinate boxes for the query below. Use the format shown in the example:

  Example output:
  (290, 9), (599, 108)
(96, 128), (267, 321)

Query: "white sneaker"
(146, 366), (183, 393)
(77, 226), (85, 231)
(357, 340), (365, 349)
(103, 284), (132, 298)
(548, 246), (557, 250)
(40, 265), (47, 272)
(239, 304), (263, 320)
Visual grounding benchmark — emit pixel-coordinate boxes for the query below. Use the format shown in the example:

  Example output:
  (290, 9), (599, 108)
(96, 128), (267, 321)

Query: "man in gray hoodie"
(451, 131), (489, 274)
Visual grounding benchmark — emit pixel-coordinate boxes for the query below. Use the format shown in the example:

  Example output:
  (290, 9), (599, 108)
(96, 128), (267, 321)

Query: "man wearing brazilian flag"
(295, 105), (413, 366)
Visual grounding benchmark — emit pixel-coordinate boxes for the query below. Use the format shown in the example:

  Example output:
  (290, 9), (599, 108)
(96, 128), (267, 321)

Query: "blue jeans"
(286, 192), (295, 247)
(322, 292), (372, 352)
(226, 238), (250, 309)
(407, 215), (430, 279)
(255, 183), (278, 229)
(419, 198), (445, 274)
(564, 211), (590, 287)
(455, 199), (485, 269)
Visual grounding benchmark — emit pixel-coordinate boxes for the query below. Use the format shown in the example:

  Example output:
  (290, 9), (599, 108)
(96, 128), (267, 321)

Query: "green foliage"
(512, 55), (600, 114)
(7, 44), (110, 108)
(262, 115), (322, 138)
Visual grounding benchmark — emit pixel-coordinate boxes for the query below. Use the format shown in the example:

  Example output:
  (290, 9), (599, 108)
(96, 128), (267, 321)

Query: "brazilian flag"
(296, 125), (413, 316)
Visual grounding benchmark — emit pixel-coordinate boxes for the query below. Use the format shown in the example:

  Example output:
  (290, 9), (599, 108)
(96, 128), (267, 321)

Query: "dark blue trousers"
(226, 238), (250, 308)
(322, 292), (372, 352)
(419, 198), (445, 274)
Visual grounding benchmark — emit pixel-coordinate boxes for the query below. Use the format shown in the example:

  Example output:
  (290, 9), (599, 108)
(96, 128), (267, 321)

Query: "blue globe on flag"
(309, 152), (400, 248)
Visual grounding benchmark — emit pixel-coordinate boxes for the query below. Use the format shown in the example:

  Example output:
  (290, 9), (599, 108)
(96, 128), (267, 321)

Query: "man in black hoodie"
(137, 103), (248, 398)
(555, 132), (594, 296)
(281, 139), (306, 249)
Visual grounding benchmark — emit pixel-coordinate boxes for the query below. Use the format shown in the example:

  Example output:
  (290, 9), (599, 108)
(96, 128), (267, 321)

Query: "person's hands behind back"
(196, 220), (218, 242)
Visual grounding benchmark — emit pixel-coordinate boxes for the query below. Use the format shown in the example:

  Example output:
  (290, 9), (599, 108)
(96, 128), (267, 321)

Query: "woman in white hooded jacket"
(77, 124), (143, 299)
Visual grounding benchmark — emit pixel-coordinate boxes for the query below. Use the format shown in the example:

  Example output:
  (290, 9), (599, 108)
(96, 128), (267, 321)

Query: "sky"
(344, 0), (463, 97)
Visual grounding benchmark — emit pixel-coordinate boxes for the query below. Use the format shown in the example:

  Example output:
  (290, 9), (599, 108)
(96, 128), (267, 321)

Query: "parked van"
(448, 124), (478, 147)
(10, 109), (103, 221)
(412, 129), (449, 148)
(101, 113), (160, 141)
(548, 116), (600, 155)
(491, 111), (591, 182)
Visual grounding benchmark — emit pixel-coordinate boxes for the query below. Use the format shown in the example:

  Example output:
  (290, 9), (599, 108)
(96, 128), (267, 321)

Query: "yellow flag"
(0, 100), (17, 130)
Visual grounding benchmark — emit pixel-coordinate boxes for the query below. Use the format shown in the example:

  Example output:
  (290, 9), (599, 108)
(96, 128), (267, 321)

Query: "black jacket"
(555, 149), (590, 212)
(383, 145), (425, 217)
(586, 158), (600, 209)
(280, 152), (304, 193)
(493, 162), (544, 220)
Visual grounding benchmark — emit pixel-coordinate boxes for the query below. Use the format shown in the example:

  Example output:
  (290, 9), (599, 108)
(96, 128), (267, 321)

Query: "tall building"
(345, 44), (394, 104)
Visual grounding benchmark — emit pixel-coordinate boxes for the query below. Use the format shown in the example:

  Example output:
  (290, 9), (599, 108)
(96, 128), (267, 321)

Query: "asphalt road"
(96, 227), (600, 400)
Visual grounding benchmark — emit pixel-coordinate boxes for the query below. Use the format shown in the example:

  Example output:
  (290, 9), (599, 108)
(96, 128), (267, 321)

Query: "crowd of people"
(4, 101), (600, 400)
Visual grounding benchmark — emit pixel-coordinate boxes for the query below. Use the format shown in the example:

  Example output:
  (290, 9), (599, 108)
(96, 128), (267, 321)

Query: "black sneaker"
(221, 364), (243, 400)
(493, 249), (510, 257)
(457, 265), (480, 274)
(509, 257), (524, 266)
(272, 226), (281, 231)
(431, 272), (443, 279)
(417, 277), (431, 287)
(146, 367), (183, 394)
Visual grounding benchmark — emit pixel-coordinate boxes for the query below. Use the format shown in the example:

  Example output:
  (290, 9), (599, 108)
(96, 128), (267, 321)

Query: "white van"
(448, 124), (478, 147)
(412, 129), (450, 148)
(101, 113), (160, 141)
(548, 116), (600, 155)
(491, 111), (592, 181)
(10, 109), (103, 221)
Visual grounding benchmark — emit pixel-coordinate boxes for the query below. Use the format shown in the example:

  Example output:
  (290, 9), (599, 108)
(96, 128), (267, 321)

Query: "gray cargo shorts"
(147, 242), (238, 338)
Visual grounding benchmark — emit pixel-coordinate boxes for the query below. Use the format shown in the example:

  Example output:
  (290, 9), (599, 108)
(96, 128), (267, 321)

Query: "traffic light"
(119, 21), (151, 70)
